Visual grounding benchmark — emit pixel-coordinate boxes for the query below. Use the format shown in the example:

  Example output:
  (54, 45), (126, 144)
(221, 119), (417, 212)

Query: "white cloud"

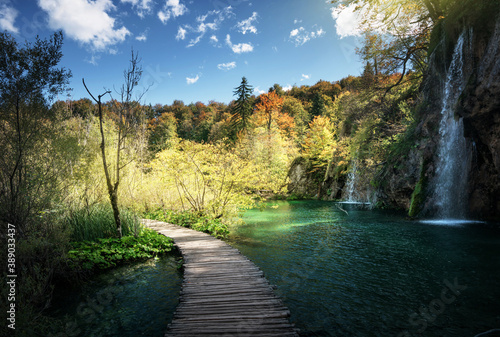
(38, 0), (130, 52)
(232, 42), (253, 53)
(331, 2), (408, 38)
(86, 54), (101, 66)
(217, 61), (236, 71)
(236, 11), (257, 34)
(178, 6), (232, 47)
(283, 85), (292, 91)
(176, 26), (187, 40)
(186, 74), (199, 84)
(254, 86), (266, 95)
(330, 3), (364, 38)
(290, 28), (300, 37)
(158, 0), (187, 24)
(136, 29), (148, 41)
(0, 2), (18, 33)
(120, 0), (152, 18)
(293, 19), (302, 24)
(289, 26), (325, 46)
(301, 74), (310, 81)
(311, 28), (325, 38)
(225, 34), (253, 54)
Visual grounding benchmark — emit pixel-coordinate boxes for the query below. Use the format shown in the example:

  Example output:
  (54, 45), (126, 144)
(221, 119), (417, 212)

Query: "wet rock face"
(459, 18), (500, 220)
(287, 157), (319, 198)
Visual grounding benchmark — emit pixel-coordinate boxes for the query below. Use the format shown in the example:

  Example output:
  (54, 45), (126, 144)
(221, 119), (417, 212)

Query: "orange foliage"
(255, 91), (284, 131)
(276, 113), (296, 139)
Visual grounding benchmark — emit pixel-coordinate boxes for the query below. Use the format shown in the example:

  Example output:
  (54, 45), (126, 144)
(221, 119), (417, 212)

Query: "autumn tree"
(70, 97), (95, 118)
(83, 49), (147, 237)
(302, 115), (335, 175)
(230, 76), (254, 137)
(0, 31), (71, 234)
(151, 140), (256, 220)
(169, 100), (193, 139)
(255, 91), (284, 132)
(148, 111), (178, 152)
(282, 96), (310, 145)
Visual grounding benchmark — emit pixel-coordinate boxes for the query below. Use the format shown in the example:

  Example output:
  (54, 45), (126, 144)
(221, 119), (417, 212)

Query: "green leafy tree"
(269, 83), (285, 96)
(230, 76), (254, 137)
(282, 96), (310, 145)
(148, 111), (178, 152)
(0, 31), (71, 233)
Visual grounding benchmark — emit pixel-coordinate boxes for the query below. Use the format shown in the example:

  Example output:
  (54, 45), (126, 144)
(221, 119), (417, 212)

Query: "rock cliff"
(287, 14), (500, 221)
(459, 18), (500, 219)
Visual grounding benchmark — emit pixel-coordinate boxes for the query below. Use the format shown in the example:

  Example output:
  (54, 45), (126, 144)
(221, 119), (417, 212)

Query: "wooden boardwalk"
(142, 219), (299, 337)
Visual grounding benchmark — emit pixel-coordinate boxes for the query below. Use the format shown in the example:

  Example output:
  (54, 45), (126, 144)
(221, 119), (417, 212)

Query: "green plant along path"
(68, 228), (174, 270)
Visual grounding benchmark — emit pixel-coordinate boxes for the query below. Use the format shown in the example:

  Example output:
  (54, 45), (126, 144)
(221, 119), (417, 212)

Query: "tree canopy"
(0, 31), (71, 232)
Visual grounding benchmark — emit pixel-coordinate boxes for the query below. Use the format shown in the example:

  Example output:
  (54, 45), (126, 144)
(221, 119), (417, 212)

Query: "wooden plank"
(141, 219), (299, 337)
(180, 284), (273, 294)
(175, 299), (285, 310)
(175, 311), (289, 323)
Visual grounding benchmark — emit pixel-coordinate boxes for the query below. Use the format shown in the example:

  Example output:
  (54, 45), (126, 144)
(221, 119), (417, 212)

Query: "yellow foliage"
(148, 140), (255, 218)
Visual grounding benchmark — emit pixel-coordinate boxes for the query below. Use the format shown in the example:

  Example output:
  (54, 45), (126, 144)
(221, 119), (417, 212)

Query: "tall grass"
(65, 203), (141, 242)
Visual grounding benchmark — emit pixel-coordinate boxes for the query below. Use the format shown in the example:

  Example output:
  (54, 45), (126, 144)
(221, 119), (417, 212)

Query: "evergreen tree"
(230, 77), (253, 137)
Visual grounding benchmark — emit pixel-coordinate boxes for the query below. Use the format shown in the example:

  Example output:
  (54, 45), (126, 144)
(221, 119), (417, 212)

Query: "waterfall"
(344, 161), (359, 203)
(432, 31), (470, 219)
(342, 160), (372, 205)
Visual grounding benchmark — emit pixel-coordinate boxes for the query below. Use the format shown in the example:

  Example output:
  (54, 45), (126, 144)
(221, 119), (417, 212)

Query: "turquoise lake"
(227, 200), (500, 337)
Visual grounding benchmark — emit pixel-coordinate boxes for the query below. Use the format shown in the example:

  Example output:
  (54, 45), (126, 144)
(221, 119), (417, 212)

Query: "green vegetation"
(144, 209), (229, 239)
(64, 204), (141, 242)
(68, 228), (174, 270)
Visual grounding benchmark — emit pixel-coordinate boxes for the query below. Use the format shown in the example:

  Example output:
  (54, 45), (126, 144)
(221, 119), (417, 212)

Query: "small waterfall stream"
(342, 160), (373, 205)
(432, 31), (470, 219)
(344, 160), (359, 203)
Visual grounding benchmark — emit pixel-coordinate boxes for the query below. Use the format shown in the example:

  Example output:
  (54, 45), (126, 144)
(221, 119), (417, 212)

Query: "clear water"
(48, 256), (182, 337)
(227, 200), (500, 337)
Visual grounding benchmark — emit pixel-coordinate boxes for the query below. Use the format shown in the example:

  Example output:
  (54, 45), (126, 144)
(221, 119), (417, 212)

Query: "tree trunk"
(422, 0), (442, 22)
(109, 189), (122, 237)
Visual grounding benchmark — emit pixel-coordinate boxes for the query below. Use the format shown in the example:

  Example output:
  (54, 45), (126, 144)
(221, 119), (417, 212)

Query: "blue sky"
(1, 0), (364, 105)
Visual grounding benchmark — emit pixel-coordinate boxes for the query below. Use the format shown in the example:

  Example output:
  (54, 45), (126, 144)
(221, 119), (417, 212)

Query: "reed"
(66, 203), (141, 242)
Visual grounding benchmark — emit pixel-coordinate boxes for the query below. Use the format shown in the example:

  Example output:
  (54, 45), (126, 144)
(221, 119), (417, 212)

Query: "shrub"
(144, 208), (229, 239)
(67, 227), (174, 271)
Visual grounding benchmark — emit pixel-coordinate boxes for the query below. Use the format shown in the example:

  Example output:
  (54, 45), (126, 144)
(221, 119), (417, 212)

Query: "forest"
(1, 0), (499, 335)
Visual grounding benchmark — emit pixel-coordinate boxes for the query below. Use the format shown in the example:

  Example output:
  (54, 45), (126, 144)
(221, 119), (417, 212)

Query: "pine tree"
(230, 77), (253, 137)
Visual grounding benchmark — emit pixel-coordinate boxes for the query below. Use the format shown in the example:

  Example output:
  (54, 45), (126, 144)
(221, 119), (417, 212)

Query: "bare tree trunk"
(82, 50), (145, 238)
(82, 79), (122, 237)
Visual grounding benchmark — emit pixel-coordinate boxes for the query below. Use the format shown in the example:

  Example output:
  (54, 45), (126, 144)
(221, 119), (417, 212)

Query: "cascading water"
(431, 31), (470, 220)
(341, 160), (373, 206)
(344, 160), (359, 203)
